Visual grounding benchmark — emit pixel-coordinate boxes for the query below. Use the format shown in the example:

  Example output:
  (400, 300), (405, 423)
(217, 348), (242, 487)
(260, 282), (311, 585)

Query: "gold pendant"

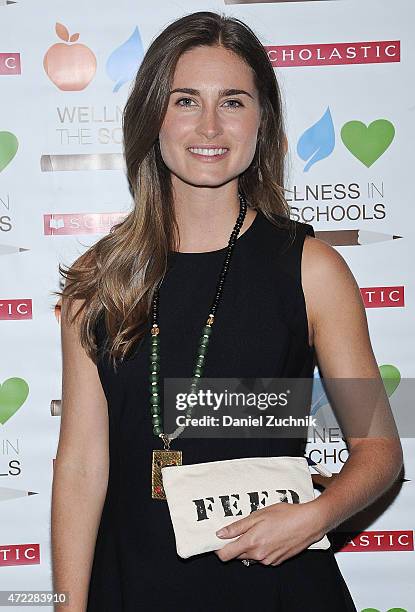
(151, 449), (182, 500)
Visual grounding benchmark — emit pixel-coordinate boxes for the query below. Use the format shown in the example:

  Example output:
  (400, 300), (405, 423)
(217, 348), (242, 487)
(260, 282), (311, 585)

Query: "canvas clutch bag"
(161, 455), (331, 559)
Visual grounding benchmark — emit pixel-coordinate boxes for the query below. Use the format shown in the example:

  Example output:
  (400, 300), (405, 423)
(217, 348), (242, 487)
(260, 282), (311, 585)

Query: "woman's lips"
(187, 148), (230, 162)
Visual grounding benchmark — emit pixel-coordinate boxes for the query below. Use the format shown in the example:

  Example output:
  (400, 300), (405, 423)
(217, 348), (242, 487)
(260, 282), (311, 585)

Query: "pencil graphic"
(307, 464), (408, 483)
(55, 301), (62, 323)
(0, 1), (17, 5)
(40, 153), (124, 172)
(51, 399), (61, 416)
(225, 0), (333, 3)
(314, 229), (402, 246)
(306, 456), (333, 477)
(0, 487), (38, 502)
(0, 244), (29, 256)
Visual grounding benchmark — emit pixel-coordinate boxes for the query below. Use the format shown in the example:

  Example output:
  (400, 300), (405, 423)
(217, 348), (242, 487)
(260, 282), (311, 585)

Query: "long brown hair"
(54, 10), (294, 372)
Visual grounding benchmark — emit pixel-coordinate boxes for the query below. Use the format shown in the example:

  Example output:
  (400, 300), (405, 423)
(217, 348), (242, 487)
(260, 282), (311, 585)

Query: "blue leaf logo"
(297, 107), (335, 172)
(106, 26), (144, 93)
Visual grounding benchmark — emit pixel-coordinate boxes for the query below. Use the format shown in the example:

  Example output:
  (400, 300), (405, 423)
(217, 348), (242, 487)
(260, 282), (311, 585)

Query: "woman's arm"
(51, 295), (109, 611)
(215, 235), (403, 566)
(302, 235), (404, 531)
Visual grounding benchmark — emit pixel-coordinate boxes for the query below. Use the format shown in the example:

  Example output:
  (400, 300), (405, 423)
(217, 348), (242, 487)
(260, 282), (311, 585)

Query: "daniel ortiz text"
(175, 414), (317, 428)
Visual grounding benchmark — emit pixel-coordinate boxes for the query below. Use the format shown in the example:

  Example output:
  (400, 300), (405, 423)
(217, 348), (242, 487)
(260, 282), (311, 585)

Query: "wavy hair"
(53, 10), (294, 372)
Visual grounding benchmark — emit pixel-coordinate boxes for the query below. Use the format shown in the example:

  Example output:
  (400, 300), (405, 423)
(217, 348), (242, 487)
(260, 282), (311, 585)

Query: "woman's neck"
(173, 200), (256, 254)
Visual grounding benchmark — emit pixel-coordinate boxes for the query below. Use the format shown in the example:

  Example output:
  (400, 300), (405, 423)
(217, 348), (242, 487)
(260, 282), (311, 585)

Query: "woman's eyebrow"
(169, 87), (254, 99)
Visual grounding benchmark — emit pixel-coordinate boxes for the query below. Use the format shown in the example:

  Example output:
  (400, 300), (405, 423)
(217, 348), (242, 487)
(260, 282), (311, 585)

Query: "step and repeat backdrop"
(1, 0), (414, 610)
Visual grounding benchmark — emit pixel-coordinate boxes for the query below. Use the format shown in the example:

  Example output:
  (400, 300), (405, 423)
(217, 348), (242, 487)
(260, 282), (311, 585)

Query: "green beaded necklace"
(150, 192), (248, 499)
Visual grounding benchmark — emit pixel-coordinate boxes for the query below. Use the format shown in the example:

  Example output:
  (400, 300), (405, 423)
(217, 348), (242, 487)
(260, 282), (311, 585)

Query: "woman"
(51, 11), (403, 611)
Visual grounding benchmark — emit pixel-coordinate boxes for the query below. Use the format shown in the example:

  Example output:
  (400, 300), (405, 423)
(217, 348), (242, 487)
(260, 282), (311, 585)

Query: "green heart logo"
(0, 131), (19, 172)
(361, 608), (407, 612)
(379, 364), (401, 397)
(0, 378), (29, 425)
(341, 119), (395, 167)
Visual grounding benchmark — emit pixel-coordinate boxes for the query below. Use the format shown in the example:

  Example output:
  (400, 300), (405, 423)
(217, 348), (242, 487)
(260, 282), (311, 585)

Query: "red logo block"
(265, 40), (400, 68)
(361, 286), (404, 308)
(0, 544), (40, 566)
(0, 53), (21, 75)
(339, 530), (414, 552)
(0, 299), (32, 320)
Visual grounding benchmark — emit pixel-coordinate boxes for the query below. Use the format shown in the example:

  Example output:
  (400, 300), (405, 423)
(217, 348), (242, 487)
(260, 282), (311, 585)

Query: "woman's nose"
(196, 107), (223, 139)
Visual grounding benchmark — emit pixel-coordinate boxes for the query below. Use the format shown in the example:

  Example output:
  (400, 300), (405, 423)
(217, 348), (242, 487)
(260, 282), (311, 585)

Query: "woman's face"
(158, 45), (262, 189)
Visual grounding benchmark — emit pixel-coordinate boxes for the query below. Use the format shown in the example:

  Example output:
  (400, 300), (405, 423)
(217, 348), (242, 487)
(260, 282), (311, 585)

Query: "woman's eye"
(175, 98), (243, 109)
(223, 99), (243, 109)
(176, 97), (196, 107)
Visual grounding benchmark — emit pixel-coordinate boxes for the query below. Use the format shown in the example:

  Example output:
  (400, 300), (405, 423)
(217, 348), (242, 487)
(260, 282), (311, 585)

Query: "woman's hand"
(214, 499), (326, 566)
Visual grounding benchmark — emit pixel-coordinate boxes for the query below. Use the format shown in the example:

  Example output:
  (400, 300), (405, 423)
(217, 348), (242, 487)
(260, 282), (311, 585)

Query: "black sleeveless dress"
(87, 209), (357, 611)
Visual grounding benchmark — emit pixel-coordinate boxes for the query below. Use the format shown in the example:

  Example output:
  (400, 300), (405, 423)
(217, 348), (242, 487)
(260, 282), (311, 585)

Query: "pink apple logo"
(43, 22), (97, 91)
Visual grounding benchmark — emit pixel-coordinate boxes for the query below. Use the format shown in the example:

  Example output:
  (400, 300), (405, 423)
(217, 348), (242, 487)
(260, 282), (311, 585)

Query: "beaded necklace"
(150, 192), (248, 499)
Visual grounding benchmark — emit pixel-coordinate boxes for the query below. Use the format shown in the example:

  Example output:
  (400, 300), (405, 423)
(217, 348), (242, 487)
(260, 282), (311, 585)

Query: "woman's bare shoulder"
(302, 234), (356, 287)
(301, 234), (363, 319)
